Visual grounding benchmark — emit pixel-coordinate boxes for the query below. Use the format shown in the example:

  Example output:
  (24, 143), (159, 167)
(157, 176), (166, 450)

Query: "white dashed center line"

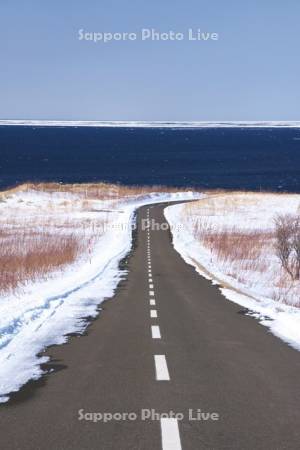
(150, 309), (158, 318)
(145, 212), (183, 450)
(154, 355), (170, 381)
(151, 325), (161, 339)
(160, 418), (182, 450)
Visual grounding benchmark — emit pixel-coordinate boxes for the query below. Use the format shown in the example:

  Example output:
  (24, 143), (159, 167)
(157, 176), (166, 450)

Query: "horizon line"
(0, 120), (300, 128)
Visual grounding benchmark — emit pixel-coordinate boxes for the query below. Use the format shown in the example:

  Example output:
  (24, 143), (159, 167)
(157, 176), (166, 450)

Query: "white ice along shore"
(0, 190), (200, 403)
(1, 120), (300, 128)
(164, 194), (300, 353)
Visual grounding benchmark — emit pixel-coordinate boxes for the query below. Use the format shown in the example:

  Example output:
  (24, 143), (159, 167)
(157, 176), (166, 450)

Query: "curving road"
(1, 202), (300, 450)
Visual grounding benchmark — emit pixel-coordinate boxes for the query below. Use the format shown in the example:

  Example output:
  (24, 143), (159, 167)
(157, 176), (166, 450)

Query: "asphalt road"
(1, 202), (300, 450)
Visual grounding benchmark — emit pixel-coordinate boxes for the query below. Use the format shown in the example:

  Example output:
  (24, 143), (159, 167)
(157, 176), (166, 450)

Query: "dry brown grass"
(193, 222), (271, 273)
(0, 183), (128, 294)
(0, 181), (192, 295)
(187, 194), (276, 276)
(186, 191), (300, 219)
(0, 230), (80, 293)
(0, 213), (109, 294)
(183, 191), (300, 306)
(0, 182), (194, 201)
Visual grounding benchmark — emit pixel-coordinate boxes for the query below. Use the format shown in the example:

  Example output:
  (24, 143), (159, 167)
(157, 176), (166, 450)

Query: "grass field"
(180, 191), (300, 307)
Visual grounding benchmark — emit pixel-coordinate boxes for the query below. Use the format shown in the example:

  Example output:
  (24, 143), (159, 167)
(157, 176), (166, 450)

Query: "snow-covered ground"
(0, 187), (200, 403)
(165, 192), (300, 352)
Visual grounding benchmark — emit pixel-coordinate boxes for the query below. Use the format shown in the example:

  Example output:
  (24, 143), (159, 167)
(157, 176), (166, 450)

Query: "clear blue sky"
(0, 0), (299, 120)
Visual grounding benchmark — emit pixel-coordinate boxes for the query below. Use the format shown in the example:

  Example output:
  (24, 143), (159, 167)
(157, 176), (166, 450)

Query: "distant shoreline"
(0, 120), (300, 128)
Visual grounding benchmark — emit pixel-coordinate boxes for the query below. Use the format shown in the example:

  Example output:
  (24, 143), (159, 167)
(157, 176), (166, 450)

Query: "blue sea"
(0, 125), (300, 191)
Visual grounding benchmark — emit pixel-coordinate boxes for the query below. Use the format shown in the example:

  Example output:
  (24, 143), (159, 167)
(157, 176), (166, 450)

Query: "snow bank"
(165, 196), (300, 352)
(0, 190), (200, 403)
